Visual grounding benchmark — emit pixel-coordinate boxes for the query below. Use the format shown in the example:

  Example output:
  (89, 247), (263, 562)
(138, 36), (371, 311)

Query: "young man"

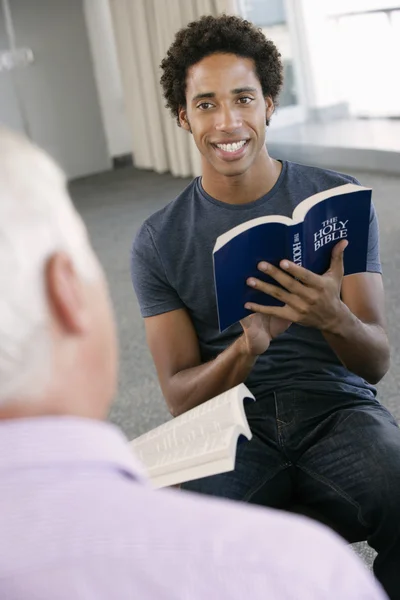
(131, 15), (400, 599)
(0, 127), (387, 600)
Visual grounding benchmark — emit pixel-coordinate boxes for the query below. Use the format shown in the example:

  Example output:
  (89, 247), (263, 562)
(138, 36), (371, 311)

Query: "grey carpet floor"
(69, 164), (400, 569)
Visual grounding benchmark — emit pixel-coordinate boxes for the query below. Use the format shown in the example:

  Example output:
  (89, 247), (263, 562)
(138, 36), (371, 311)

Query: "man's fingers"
(256, 261), (320, 292)
(247, 277), (293, 304)
(240, 315), (254, 330)
(329, 240), (348, 274)
(331, 239), (348, 258)
(244, 301), (293, 321)
(275, 260), (321, 288)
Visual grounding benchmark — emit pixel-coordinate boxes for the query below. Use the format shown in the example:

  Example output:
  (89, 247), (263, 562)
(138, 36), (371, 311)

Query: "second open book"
(130, 384), (254, 488)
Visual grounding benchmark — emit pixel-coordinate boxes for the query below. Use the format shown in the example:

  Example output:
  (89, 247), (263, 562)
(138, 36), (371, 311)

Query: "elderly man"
(0, 127), (386, 599)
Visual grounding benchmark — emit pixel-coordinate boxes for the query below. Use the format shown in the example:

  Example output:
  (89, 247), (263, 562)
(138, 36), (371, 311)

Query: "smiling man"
(131, 15), (400, 599)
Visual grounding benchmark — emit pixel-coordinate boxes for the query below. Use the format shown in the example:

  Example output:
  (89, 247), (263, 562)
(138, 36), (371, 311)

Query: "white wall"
(83, 0), (131, 158)
(0, 0), (110, 178)
(289, 0), (400, 116)
(327, 0), (400, 16)
(326, 0), (400, 117)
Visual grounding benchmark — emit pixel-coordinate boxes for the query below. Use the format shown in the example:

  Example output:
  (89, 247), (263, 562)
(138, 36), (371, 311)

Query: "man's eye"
(197, 102), (214, 110)
(238, 97), (253, 105)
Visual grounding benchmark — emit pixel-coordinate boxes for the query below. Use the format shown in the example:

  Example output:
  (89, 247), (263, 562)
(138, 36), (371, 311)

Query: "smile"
(212, 139), (250, 161)
(215, 140), (247, 153)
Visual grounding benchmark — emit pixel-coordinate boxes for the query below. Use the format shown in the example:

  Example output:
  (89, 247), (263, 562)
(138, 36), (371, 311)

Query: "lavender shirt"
(0, 418), (386, 599)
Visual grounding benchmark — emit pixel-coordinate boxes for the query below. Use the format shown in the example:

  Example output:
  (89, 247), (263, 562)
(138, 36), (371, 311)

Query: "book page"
(213, 214), (293, 253)
(131, 385), (253, 455)
(142, 428), (234, 476)
(132, 400), (241, 458)
(133, 425), (241, 488)
(292, 183), (371, 223)
(212, 185), (370, 253)
(152, 456), (234, 488)
(130, 384), (254, 484)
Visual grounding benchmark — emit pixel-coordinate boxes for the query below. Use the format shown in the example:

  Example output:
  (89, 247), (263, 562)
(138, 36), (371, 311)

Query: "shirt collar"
(0, 416), (147, 483)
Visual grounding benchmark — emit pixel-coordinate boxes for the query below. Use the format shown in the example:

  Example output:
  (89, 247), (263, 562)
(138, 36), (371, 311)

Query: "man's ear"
(178, 106), (191, 132)
(265, 96), (275, 125)
(45, 252), (89, 334)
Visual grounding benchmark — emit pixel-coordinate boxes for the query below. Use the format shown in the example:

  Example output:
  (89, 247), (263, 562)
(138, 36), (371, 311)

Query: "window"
(240, 0), (299, 108)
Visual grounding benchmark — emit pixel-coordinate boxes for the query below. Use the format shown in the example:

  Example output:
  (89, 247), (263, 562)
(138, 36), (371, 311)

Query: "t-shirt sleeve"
(131, 222), (185, 318)
(347, 176), (381, 273)
(366, 201), (382, 273)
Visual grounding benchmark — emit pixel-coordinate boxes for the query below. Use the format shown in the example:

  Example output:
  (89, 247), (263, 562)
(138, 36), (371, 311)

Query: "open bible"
(213, 183), (372, 331)
(130, 384), (255, 488)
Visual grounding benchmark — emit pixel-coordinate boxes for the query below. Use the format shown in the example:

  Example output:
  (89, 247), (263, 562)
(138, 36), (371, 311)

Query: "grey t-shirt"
(131, 160), (381, 400)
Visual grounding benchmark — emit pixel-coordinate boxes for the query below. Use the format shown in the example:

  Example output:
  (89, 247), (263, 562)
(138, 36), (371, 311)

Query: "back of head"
(0, 128), (101, 406)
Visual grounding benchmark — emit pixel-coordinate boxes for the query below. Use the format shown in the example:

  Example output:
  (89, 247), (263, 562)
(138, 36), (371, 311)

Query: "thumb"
(240, 315), (251, 330)
(240, 313), (257, 330)
(329, 239), (348, 275)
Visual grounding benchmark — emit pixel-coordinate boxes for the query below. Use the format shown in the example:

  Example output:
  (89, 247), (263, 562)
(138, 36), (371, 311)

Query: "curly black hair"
(160, 14), (283, 126)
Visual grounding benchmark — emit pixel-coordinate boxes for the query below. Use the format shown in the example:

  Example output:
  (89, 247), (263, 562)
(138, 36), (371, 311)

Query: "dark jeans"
(181, 389), (400, 599)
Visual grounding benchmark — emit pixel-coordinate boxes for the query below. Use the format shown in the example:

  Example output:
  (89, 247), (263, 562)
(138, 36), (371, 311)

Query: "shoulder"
(135, 178), (198, 244)
(285, 160), (361, 187)
(126, 485), (384, 599)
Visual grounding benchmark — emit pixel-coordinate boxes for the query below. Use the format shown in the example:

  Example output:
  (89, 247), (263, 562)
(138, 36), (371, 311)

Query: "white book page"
(152, 456), (234, 488)
(132, 403), (238, 459)
(133, 425), (242, 487)
(131, 384), (253, 456)
(213, 214), (293, 253)
(147, 427), (234, 476)
(213, 183), (371, 253)
(292, 183), (371, 223)
(140, 426), (242, 488)
(130, 384), (254, 483)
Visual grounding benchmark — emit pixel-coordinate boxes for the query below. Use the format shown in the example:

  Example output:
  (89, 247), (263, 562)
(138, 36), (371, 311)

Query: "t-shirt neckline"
(196, 160), (287, 211)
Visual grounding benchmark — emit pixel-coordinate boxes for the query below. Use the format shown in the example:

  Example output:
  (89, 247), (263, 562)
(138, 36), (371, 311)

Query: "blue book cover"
(213, 183), (372, 332)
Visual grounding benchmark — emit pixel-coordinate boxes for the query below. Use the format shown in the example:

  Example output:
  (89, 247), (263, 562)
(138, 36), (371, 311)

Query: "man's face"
(180, 53), (274, 177)
(47, 239), (118, 419)
(83, 266), (118, 415)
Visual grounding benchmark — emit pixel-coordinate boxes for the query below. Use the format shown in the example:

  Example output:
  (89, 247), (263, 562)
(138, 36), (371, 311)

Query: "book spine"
(288, 223), (303, 267)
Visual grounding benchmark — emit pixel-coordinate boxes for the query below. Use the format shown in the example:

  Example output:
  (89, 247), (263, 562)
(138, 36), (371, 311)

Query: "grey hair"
(0, 127), (100, 404)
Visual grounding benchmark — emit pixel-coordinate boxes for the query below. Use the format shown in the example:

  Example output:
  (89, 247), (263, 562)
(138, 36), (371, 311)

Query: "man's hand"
(240, 313), (292, 356)
(244, 240), (348, 333)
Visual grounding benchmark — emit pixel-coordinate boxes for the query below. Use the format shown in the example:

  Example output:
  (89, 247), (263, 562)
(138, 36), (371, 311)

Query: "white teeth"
(216, 140), (246, 153)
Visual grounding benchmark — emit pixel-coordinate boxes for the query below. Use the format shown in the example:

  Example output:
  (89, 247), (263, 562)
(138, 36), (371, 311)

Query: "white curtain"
(109, 0), (238, 177)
